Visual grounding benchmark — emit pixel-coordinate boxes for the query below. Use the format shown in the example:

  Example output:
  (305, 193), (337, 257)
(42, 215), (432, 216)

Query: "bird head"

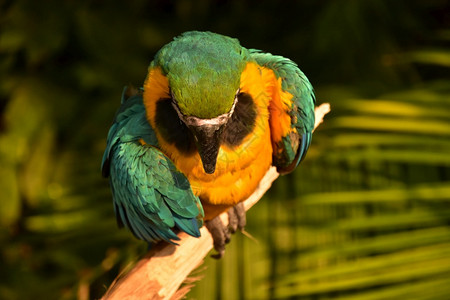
(152, 31), (250, 174)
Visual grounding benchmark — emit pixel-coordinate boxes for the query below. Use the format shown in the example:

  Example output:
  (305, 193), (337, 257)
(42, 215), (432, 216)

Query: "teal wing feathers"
(250, 49), (316, 174)
(101, 88), (203, 244)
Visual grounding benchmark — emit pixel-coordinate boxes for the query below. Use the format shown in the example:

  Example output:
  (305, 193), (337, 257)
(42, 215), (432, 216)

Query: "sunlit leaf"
(406, 49), (450, 67)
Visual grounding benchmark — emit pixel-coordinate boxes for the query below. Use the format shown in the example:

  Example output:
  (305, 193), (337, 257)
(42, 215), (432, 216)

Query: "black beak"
(189, 124), (223, 174)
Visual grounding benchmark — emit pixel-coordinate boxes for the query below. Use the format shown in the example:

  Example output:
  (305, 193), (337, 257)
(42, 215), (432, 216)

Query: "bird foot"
(205, 202), (246, 259)
(228, 202), (246, 233)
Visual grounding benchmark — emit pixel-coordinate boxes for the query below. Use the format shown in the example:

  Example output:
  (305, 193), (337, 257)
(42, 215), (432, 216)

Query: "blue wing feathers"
(102, 88), (203, 244)
(110, 139), (201, 244)
(174, 217), (201, 237)
(297, 132), (312, 165)
(249, 49), (315, 172)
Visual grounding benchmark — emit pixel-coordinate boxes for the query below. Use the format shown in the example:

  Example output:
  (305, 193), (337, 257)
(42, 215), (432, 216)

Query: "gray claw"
(205, 216), (230, 259)
(205, 203), (247, 259)
(228, 202), (246, 233)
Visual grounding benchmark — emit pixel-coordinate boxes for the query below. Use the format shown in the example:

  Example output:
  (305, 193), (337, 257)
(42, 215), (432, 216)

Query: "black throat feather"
(154, 92), (257, 154)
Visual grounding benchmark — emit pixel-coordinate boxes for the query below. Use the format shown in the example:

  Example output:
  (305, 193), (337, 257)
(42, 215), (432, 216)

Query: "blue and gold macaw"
(102, 31), (315, 257)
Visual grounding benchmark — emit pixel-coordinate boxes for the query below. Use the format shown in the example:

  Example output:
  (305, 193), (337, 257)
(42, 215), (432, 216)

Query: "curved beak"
(189, 123), (224, 174)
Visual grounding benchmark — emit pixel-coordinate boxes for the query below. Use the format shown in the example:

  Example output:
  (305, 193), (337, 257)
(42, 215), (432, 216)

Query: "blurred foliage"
(0, 0), (449, 299)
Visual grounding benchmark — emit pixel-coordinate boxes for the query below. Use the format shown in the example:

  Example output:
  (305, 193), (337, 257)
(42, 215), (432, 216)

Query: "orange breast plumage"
(143, 62), (290, 219)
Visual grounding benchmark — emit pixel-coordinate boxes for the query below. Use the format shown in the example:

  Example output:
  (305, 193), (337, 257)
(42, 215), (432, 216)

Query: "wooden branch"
(102, 103), (330, 300)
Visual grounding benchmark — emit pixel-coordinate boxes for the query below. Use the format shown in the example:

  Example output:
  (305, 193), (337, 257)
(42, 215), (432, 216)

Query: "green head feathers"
(152, 31), (250, 119)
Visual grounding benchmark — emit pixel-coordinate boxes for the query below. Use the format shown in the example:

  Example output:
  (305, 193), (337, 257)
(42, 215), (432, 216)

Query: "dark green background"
(1, 0), (449, 299)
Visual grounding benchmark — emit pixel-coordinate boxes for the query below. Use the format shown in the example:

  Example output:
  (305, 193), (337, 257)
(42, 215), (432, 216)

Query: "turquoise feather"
(102, 88), (203, 244)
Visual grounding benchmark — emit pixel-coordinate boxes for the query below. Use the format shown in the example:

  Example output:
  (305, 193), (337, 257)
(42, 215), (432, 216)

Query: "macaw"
(101, 31), (315, 257)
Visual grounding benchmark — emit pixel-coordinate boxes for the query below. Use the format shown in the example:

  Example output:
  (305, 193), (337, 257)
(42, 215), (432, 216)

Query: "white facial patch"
(171, 89), (239, 127)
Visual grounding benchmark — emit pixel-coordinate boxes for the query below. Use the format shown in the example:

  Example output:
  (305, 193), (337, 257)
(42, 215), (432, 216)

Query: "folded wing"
(102, 88), (203, 244)
(250, 50), (316, 174)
